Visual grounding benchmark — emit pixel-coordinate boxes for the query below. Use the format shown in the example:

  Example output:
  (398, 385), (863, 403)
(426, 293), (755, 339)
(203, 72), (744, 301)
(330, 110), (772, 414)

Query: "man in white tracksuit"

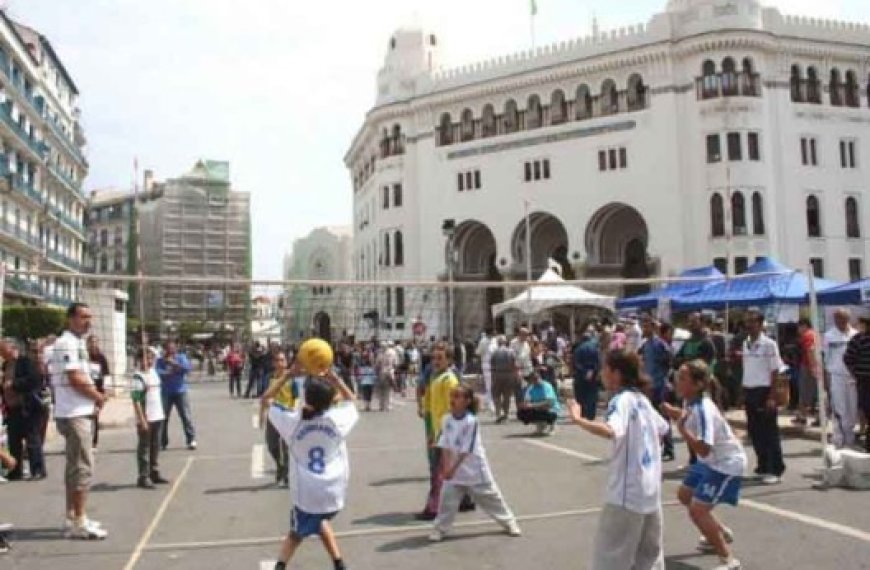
(476, 330), (496, 413)
(824, 309), (858, 449)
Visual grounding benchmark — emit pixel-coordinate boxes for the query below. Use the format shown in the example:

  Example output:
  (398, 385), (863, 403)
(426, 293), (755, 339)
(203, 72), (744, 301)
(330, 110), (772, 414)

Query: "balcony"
(45, 117), (88, 167)
(0, 102), (49, 160)
(696, 72), (762, 101)
(10, 174), (45, 206)
(0, 218), (43, 252)
(47, 163), (84, 197)
(5, 275), (43, 299)
(48, 204), (84, 235)
(45, 294), (72, 307)
(46, 249), (82, 272)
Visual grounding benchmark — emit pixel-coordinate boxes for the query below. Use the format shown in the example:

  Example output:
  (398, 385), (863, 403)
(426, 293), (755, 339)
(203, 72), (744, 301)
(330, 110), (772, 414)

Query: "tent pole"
(807, 262), (831, 486)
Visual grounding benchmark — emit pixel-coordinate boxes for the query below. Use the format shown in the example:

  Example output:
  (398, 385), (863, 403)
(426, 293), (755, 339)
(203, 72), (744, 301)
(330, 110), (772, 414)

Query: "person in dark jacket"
(0, 339), (46, 480)
(573, 330), (601, 420)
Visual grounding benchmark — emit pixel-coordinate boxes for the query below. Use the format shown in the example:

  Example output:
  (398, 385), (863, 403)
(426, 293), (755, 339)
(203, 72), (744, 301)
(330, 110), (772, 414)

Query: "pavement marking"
(523, 438), (603, 463)
(260, 561), (273, 570)
(742, 499), (870, 543)
(251, 444), (267, 479)
(122, 455), (195, 570)
(146, 506), (611, 552)
(251, 412), (260, 429)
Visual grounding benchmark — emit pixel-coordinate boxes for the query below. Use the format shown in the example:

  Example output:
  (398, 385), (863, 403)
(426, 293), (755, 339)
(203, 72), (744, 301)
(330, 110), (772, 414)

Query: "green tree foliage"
(2, 306), (65, 340)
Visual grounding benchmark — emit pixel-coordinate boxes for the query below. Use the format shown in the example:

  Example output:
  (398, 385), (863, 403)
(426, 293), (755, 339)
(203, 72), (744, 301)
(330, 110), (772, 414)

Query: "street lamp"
(442, 219), (456, 343)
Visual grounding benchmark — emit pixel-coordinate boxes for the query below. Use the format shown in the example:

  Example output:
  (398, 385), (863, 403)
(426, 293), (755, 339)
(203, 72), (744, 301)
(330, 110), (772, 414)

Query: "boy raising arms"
(268, 367), (359, 570)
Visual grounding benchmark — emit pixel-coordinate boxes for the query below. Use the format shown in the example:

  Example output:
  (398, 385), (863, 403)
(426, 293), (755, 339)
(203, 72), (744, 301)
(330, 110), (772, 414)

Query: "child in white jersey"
(268, 369), (359, 570)
(567, 350), (669, 570)
(663, 360), (746, 570)
(429, 383), (521, 542)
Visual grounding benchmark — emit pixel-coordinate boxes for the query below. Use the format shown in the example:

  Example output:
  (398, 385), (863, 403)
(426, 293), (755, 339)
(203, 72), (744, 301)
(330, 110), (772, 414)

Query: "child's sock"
(274, 562), (286, 570)
(333, 558), (346, 570)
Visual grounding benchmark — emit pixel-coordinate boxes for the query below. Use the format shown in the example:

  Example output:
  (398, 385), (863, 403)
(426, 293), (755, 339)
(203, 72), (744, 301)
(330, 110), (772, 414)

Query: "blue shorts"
(682, 463), (742, 506)
(290, 507), (337, 538)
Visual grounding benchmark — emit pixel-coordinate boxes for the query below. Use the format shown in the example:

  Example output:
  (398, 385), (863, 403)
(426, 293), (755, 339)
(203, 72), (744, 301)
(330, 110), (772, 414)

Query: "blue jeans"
(161, 391), (196, 448)
(573, 377), (599, 421)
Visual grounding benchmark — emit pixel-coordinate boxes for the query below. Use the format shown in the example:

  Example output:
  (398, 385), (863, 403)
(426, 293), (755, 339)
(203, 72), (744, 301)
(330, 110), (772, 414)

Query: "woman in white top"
(664, 360), (747, 570)
(567, 350), (669, 570)
(131, 349), (168, 489)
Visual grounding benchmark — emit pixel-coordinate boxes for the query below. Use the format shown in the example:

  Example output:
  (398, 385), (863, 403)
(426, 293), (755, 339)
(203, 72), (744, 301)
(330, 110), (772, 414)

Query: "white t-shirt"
(269, 401), (359, 514)
(41, 343), (55, 377)
(741, 334), (783, 389)
(684, 396), (746, 477)
(604, 389), (669, 515)
(625, 323), (643, 353)
(823, 327), (856, 377)
(131, 368), (165, 423)
(510, 339), (533, 377)
(437, 412), (492, 487)
(51, 331), (95, 419)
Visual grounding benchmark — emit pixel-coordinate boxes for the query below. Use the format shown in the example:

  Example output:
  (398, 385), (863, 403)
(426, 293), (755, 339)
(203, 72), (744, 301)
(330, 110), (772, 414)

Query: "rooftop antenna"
(592, 12), (600, 41)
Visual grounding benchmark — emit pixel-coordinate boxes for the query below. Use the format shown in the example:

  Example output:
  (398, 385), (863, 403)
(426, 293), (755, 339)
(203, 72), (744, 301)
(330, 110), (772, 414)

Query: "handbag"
(774, 369), (791, 408)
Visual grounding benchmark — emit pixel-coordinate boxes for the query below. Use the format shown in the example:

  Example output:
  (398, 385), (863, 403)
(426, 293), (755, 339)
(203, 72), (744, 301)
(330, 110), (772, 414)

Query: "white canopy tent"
(491, 269), (616, 317)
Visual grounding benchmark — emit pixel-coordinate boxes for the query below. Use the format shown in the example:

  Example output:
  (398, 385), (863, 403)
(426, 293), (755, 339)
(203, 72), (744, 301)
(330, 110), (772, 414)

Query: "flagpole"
(530, 0), (537, 49)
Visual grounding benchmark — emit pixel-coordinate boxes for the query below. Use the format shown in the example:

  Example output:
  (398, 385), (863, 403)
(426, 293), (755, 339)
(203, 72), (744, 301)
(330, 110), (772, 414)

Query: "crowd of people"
(3, 300), (870, 567)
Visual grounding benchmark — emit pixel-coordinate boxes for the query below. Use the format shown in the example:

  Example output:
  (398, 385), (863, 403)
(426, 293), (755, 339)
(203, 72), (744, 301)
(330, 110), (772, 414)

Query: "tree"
(2, 306), (65, 340)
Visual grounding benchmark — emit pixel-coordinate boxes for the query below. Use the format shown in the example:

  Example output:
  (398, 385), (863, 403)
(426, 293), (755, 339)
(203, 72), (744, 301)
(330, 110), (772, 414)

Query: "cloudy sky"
(9, 0), (869, 279)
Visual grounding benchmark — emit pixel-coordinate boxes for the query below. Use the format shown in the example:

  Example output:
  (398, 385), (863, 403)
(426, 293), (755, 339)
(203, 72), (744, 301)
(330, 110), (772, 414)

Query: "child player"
(430, 384), (521, 541)
(567, 350), (669, 570)
(268, 367), (359, 570)
(663, 360), (745, 570)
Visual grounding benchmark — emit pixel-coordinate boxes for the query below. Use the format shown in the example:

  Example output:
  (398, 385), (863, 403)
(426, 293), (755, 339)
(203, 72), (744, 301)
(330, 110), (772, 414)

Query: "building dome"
(666, 0), (760, 12)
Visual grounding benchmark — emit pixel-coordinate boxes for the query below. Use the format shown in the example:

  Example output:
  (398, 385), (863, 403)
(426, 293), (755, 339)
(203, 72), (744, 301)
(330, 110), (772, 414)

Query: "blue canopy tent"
(616, 265), (725, 310)
(815, 279), (870, 306)
(671, 257), (840, 311)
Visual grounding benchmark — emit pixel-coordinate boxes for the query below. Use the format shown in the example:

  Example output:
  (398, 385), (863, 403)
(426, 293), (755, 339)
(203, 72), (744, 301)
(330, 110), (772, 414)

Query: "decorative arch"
(584, 203), (650, 295)
(627, 73), (646, 110)
(807, 195), (822, 237)
(790, 64), (803, 102)
(846, 196), (861, 239)
(752, 192), (765, 236)
(600, 79), (618, 115)
(807, 66), (821, 103)
(575, 84), (592, 119)
(830, 68), (843, 106)
(438, 112), (453, 145)
(511, 212), (570, 277)
(503, 99), (518, 133)
(453, 220), (498, 278)
(722, 57), (738, 96)
(460, 108), (475, 141)
(845, 70), (860, 107)
(481, 104), (496, 137)
(701, 59), (718, 98)
(710, 193), (725, 237)
(527, 94), (543, 129)
(732, 192), (746, 235)
(550, 89), (567, 124)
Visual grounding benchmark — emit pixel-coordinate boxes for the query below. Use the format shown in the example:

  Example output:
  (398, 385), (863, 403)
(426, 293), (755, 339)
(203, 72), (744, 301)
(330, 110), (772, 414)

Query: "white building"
(346, 0), (870, 339)
(251, 295), (282, 345)
(283, 226), (353, 342)
(0, 13), (88, 307)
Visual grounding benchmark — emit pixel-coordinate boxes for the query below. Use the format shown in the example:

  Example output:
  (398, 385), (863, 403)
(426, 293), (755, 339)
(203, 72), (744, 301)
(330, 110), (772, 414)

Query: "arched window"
(481, 104), (496, 137)
(99, 253), (108, 273)
(790, 64), (803, 102)
(846, 197), (861, 239)
(867, 73), (870, 108)
(575, 85), (592, 119)
(383, 233), (391, 266)
(830, 68), (843, 106)
(741, 57), (759, 96)
(722, 57), (738, 96)
(380, 128), (390, 158)
(702, 60), (718, 99)
(392, 124), (404, 154)
(394, 231), (404, 266)
(807, 67), (821, 103)
(806, 195), (822, 237)
(752, 192), (765, 235)
(732, 192), (747, 235)
(600, 79), (618, 115)
(460, 108), (475, 142)
(438, 113), (453, 146)
(550, 89), (567, 124)
(710, 193), (725, 237)
(526, 94), (542, 129)
(627, 74), (646, 110)
(845, 70), (859, 108)
(503, 99), (518, 133)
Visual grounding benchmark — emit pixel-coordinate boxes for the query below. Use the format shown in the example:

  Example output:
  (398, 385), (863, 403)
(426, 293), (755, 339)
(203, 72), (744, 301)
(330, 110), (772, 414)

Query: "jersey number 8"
(308, 446), (326, 474)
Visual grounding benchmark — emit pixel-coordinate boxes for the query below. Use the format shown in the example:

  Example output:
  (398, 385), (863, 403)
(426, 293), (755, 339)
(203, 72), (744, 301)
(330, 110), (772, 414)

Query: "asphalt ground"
(2, 380), (869, 569)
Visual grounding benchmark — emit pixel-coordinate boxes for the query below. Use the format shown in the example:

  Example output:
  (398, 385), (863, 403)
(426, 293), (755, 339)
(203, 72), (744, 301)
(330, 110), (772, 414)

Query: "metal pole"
(0, 264), (6, 336)
(447, 234), (454, 343)
(806, 262), (830, 481)
(525, 199), (532, 324)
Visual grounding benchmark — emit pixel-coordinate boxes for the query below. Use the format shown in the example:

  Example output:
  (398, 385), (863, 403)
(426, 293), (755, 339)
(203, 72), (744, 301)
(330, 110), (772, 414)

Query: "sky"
(8, 0), (870, 279)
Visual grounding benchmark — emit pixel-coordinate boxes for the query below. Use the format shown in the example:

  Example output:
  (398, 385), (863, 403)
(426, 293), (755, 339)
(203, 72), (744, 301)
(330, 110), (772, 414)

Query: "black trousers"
(229, 370), (242, 397)
(744, 387), (785, 477)
(6, 407), (45, 478)
(517, 408), (558, 425)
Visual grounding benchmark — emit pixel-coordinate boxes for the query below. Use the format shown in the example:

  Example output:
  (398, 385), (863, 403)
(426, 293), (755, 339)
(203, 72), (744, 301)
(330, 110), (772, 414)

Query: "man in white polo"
(52, 302), (107, 540)
(824, 308), (858, 449)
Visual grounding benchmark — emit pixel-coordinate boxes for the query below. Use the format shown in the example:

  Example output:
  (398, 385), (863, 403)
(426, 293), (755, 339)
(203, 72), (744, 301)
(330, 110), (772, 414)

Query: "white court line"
(259, 561), (273, 570)
(251, 412), (260, 429)
(742, 499), (870, 543)
(523, 438), (603, 463)
(122, 456), (195, 570)
(251, 444), (266, 479)
(524, 437), (870, 545)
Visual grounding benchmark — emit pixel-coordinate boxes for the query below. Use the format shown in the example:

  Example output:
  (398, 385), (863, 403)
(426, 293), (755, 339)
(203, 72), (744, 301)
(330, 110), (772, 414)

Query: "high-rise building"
(137, 160), (251, 336)
(0, 12), (88, 306)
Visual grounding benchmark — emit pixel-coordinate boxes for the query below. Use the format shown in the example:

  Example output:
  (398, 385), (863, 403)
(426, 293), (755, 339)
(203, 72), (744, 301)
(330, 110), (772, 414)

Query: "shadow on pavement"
(203, 482), (277, 495)
(90, 482), (140, 492)
(351, 512), (418, 526)
(369, 476), (428, 487)
(664, 553), (704, 569)
(7, 526), (65, 542)
(376, 530), (510, 552)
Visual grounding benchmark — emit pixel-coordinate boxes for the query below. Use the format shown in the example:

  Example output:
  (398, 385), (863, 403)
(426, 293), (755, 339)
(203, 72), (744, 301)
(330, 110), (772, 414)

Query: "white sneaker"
(428, 529), (444, 542)
(713, 557), (741, 570)
(698, 527), (734, 552)
(64, 517), (103, 531)
(188, 441), (198, 450)
(66, 519), (107, 540)
(546, 423), (557, 436)
(0, 523), (13, 533)
(505, 521), (522, 537)
(761, 475), (781, 485)
(534, 423), (546, 436)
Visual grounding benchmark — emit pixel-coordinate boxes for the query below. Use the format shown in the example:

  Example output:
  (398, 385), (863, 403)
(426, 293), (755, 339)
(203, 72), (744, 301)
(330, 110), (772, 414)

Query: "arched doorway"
(313, 312), (332, 343)
(452, 220), (504, 335)
(510, 212), (572, 279)
(585, 203), (651, 296)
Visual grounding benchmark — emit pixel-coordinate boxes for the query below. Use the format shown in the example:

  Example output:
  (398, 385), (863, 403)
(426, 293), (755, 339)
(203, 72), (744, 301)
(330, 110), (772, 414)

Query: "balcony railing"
(696, 72), (762, 100)
(45, 118), (88, 167)
(47, 162), (83, 196)
(0, 218), (42, 251)
(0, 102), (49, 160)
(5, 276), (43, 298)
(10, 174), (45, 205)
(46, 249), (82, 271)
